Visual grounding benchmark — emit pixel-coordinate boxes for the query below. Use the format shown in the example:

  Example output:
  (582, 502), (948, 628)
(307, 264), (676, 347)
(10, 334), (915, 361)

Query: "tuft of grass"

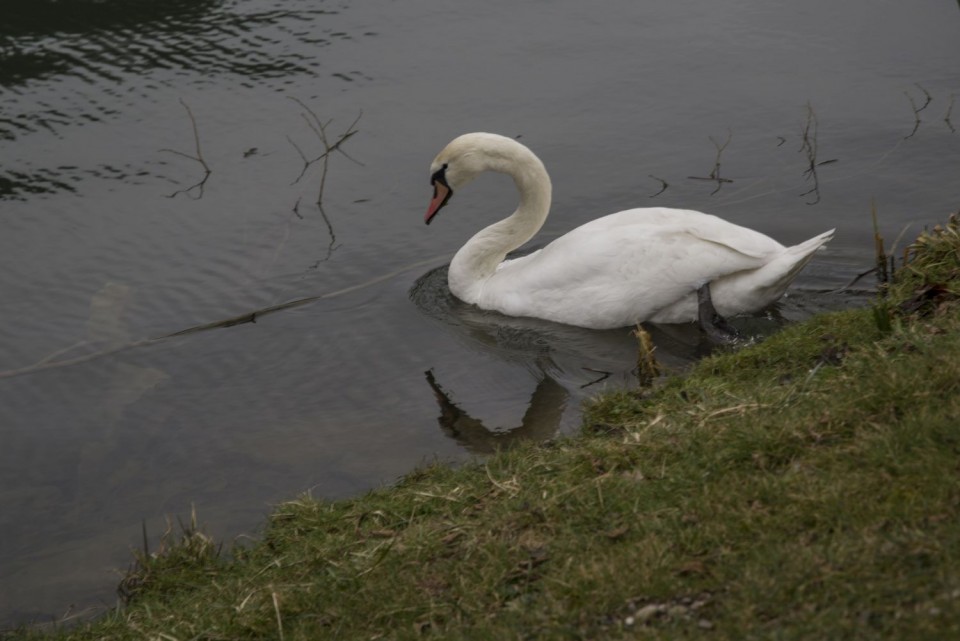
(5, 213), (960, 641)
(116, 506), (222, 606)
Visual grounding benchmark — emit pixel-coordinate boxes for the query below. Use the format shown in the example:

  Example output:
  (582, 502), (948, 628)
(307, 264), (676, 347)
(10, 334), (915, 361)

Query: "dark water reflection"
(410, 265), (873, 453)
(1, 0), (958, 627)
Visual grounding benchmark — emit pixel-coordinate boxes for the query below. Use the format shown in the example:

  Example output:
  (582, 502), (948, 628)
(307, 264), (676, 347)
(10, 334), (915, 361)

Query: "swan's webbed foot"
(697, 283), (740, 344)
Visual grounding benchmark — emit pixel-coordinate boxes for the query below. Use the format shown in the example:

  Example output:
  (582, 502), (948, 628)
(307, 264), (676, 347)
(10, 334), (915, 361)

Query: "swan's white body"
(425, 133), (833, 330)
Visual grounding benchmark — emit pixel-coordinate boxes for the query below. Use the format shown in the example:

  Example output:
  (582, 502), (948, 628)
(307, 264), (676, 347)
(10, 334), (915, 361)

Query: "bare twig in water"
(286, 98), (363, 205)
(688, 130), (733, 195)
(290, 194), (340, 266)
(160, 99), (212, 199)
(648, 174), (669, 198)
(913, 83), (933, 112)
(776, 136), (787, 147)
(903, 84), (932, 139)
(580, 367), (611, 389)
(310, 205), (340, 267)
(286, 135), (313, 186)
(903, 92), (921, 139)
(285, 99), (362, 264)
(829, 266), (878, 294)
(945, 93), (956, 134)
(798, 103), (834, 205)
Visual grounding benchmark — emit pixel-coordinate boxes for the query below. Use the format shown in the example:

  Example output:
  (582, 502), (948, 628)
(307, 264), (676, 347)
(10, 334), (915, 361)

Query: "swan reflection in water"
(411, 265), (743, 453)
(412, 265), (868, 452)
(424, 368), (567, 455)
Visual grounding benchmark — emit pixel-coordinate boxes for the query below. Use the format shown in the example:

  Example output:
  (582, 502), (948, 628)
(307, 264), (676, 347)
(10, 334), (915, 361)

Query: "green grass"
(7, 215), (960, 640)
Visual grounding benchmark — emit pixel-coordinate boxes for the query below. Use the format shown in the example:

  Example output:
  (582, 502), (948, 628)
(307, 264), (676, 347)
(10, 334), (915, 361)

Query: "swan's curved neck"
(448, 147), (552, 302)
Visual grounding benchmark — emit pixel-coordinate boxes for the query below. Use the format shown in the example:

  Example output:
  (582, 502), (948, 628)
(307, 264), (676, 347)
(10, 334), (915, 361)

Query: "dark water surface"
(1, 0), (958, 626)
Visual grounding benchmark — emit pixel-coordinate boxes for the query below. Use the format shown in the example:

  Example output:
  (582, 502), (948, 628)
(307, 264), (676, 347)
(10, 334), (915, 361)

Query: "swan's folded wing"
(488, 223), (775, 327)
(606, 224), (773, 292)
(686, 225), (781, 260)
(571, 207), (783, 259)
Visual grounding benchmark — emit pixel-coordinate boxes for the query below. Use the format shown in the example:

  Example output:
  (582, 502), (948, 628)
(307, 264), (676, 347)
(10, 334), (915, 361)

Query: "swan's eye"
(430, 163), (450, 188)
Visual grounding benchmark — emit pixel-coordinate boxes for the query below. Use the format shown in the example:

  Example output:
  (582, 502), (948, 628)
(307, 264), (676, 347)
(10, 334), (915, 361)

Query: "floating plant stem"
(688, 130), (733, 195)
(903, 84), (932, 139)
(160, 98), (212, 199)
(648, 175), (669, 198)
(798, 103), (834, 205)
(286, 98), (362, 206)
(945, 93), (956, 133)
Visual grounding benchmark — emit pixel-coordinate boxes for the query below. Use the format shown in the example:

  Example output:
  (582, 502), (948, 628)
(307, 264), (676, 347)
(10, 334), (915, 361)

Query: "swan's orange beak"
(425, 180), (451, 225)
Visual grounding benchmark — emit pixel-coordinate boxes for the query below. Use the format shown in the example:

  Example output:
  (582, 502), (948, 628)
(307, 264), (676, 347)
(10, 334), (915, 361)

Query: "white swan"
(425, 132), (834, 333)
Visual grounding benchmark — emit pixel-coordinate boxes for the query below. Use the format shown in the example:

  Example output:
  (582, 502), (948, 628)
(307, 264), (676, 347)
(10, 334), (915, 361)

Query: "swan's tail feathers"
(788, 228), (835, 259)
(778, 228), (834, 279)
(747, 228), (834, 302)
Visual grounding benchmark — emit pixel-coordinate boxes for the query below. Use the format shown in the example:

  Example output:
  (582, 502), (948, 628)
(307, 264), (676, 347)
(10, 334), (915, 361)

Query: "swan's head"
(425, 133), (528, 225)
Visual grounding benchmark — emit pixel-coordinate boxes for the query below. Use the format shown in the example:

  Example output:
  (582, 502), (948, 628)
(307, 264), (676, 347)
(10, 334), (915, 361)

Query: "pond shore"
(7, 215), (960, 641)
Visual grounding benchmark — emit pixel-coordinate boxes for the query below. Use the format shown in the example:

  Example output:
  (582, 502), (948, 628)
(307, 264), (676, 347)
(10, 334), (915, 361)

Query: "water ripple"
(0, 0), (354, 140)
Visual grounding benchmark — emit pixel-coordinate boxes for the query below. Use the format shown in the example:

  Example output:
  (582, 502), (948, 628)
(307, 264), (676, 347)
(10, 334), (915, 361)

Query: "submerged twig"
(829, 267), (878, 294)
(160, 99), (212, 199)
(688, 130), (733, 195)
(903, 83), (932, 139)
(305, 202), (340, 268)
(647, 175), (669, 198)
(286, 98), (363, 206)
(285, 100), (362, 264)
(913, 82), (933, 113)
(945, 93), (956, 134)
(580, 367), (611, 389)
(798, 103), (833, 205)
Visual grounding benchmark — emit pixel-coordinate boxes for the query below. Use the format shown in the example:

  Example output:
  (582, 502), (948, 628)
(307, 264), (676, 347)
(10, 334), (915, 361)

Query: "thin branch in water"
(945, 93), (956, 134)
(289, 192), (341, 266)
(902, 84), (932, 139)
(286, 136), (312, 186)
(707, 131), (731, 178)
(580, 367), (611, 389)
(798, 103), (830, 205)
(309, 203), (340, 267)
(159, 98), (212, 199)
(828, 267), (877, 294)
(647, 174), (669, 198)
(903, 92), (921, 139)
(286, 97), (363, 205)
(284, 100), (362, 265)
(688, 130), (733, 195)
(776, 136), (787, 147)
(913, 83), (933, 113)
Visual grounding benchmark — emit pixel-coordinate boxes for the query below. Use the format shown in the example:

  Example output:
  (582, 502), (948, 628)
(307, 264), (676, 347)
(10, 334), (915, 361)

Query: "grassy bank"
(8, 216), (960, 640)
